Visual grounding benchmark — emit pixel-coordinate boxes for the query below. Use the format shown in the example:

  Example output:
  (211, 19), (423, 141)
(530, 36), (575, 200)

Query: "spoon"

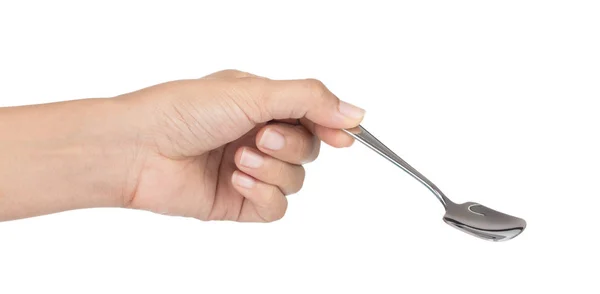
(342, 125), (526, 242)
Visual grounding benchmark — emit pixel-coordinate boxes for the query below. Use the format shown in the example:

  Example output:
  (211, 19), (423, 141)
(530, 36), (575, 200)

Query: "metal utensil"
(343, 125), (526, 242)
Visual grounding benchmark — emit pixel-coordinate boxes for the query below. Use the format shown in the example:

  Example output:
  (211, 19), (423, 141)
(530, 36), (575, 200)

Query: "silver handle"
(343, 125), (450, 207)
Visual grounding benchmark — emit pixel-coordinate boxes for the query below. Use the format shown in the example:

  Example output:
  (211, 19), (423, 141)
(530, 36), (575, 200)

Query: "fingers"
(263, 79), (366, 129)
(254, 123), (320, 165)
(231, 123), (317, 222)
(233, 77), (365, 129)
(231, 170), (288, 222)
(202, 70), (366, 133)
(234, 146), (305, 195)
(300, 118), (355, 148)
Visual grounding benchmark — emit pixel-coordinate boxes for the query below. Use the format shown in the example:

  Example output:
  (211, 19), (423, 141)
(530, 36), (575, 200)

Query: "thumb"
(246, 78), (366, 129)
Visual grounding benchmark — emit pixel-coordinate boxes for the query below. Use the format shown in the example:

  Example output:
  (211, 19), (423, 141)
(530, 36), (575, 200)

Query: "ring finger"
(234, 146), (305, 195)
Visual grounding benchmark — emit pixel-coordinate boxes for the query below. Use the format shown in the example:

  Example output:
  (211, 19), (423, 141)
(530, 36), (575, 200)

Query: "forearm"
(0, 98), (142, 221)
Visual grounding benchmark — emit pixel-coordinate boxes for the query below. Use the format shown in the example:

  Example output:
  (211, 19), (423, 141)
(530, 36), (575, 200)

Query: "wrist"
(0, 98), (147, 220)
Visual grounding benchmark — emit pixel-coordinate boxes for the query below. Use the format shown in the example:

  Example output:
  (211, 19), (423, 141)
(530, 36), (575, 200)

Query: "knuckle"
(263, 188), (286, 222)
(219, 69), (242, 76)
(295, 134), (311, 159)
(272, 208), (287, 222)
(293, 127), (319, 163)
(205, 69), (246, 79)
(304, 78), (328, 100)
(233, 76), (267, 93)
(244, 78), (270, 105)
(264, 212), (283, 223)
(306, 135), (321, 163)
(287, 127), (308, 155)
(271, 160), (287, 180)
(227, 78), (269, 123)
(290, 166), (306, 194)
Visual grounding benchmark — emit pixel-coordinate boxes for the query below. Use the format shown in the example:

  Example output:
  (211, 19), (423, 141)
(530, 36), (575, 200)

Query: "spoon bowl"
(443, 201), (526, 241)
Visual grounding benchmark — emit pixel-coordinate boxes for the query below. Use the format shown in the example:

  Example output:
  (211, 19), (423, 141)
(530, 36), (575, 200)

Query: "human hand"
(115, 70), (366, 222)
(0, 69), (365, 222)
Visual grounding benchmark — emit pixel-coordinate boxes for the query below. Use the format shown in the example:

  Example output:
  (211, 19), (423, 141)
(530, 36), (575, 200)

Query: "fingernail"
(233, 171), (256, 189)
(338, 100), (366, 119)
(259, 129), (285, 150)
(240, 149), (264, 168)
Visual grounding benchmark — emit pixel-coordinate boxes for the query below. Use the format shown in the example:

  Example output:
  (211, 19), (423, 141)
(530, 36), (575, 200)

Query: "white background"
(1, 1), (599, 293)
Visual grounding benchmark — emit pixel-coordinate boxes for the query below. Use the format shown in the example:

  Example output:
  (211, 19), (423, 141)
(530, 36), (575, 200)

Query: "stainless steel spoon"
(343, 125), (526, 242)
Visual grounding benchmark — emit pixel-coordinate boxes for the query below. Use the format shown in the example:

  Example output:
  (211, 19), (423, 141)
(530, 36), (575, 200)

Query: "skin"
(0, 70), (365, 223)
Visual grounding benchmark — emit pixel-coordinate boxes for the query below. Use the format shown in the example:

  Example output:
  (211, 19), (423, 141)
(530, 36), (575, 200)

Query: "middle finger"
(234, 146), (305, 195)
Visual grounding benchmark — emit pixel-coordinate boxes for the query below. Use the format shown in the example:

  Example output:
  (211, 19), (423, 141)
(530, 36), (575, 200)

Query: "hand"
(0, 69), (365, 222)
(113, 70), (366, 222)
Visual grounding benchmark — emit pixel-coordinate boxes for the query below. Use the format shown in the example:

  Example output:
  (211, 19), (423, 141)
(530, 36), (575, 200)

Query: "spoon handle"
(342, 125), (449, 207)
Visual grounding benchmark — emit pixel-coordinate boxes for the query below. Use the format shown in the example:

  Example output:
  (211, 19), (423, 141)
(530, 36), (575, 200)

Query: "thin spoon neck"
(429, 185), (452, 208)
(343, 125), (452, 208)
